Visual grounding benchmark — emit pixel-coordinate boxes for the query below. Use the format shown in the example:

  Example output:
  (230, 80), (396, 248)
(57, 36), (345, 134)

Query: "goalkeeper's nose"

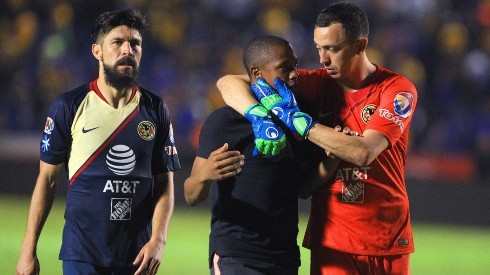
(288, 69), (299, 87)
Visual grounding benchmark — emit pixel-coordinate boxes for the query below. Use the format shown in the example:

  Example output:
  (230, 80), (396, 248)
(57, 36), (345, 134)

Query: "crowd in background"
(0, 0), (489, 181)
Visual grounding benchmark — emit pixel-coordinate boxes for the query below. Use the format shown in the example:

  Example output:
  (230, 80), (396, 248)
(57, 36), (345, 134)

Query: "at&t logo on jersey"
(104, 145), (139, 221)
(106, 144), (136, 175)
(393, 92), (414, 118)
(336, 167), (370, 203)
(103, 180), (140, 193)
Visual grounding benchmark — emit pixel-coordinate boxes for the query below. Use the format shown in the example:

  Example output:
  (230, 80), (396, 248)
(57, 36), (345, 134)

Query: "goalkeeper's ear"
(250, 66), (261, 82)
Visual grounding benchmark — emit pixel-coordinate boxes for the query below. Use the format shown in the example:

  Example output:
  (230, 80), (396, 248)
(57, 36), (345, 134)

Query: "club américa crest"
(361, 104), (377, 124)
(137, 121), (155, 141)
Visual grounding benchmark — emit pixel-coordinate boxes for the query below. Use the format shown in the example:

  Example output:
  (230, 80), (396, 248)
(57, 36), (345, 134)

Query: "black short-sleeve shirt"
(197, 106), (324, 269)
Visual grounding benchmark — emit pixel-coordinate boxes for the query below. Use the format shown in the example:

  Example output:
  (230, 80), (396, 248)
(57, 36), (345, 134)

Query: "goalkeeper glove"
(251, 78), (283, 110)
(251, 78), (316, 140)
(244, 103), (290, 158)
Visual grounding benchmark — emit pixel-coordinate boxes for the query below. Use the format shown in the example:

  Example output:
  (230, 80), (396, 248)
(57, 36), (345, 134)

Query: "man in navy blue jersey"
(17, 9), (180, 275)
(184, 35), (339, 275)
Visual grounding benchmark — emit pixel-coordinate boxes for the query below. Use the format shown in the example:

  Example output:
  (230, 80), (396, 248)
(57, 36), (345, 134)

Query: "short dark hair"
(243, 35), (292, 77)
(91, 9), (147, 42)
(315, 2), (369, 41)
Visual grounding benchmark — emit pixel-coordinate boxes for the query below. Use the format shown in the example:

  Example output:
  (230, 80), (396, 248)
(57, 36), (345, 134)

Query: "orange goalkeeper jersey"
(298, 65), (417, 255)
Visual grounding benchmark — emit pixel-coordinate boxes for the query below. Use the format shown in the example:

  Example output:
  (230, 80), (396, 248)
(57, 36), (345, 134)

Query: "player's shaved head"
(243, 35), (293, 77)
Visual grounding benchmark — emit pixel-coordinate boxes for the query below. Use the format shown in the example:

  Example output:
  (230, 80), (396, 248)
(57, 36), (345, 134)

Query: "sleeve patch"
(393, 92), (414, 118)
(44, 117), (54, 134)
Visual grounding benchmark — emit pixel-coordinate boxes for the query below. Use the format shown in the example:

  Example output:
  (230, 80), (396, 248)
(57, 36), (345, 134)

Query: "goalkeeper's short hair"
(243, 35), (293, 78)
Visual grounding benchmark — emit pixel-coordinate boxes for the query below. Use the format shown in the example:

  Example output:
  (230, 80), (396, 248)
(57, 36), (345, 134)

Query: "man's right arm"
(183, 143), (244, 206)
(17, 161), (62, 275)
(216, 75), (257, 115)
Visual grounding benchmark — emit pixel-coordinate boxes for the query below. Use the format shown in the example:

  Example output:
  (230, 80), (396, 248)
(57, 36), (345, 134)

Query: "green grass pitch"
(1, 195), (490, 274)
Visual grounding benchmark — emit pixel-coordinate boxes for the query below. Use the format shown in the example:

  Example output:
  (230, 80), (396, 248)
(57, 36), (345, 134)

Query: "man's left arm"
(134, 172), (174, 275)
(308, 127), (389, 167)
(252, 78), (388, 166)
(309, 79), (417, 166)
(299, 125), (363, 198)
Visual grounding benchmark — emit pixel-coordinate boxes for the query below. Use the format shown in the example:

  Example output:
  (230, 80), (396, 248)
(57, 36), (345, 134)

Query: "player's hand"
(201, 143), (244, 181)
(325, 125), (360, 157)
(334, 125), (360, 136)
(16, 252), (40, 275)
(184, 144), (244, 206)
(133, 238), (164, 275)
(244, 103), (291, 158)
(252, 78), (316, 140)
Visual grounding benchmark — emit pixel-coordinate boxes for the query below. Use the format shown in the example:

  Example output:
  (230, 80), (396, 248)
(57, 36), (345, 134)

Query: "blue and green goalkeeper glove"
(244, 103), (290, 158)
(251, 78), (316, 140)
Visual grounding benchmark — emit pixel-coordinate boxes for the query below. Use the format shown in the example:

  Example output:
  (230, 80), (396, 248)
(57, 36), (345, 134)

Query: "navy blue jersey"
(40, 80), (180, 267)
(197, 107), (324, 269)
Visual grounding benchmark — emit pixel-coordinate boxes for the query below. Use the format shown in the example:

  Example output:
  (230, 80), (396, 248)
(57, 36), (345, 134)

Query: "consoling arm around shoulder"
(183, 144), (244, 206)
(307, 125), (389, 167)
(216, 75), (257, 115)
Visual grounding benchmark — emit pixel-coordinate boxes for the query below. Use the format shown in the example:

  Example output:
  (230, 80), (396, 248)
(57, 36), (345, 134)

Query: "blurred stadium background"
(0, 0), (489, 274)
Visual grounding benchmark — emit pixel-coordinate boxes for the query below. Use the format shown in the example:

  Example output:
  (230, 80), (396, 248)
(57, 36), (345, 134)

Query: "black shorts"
(210, 253), (298, 275)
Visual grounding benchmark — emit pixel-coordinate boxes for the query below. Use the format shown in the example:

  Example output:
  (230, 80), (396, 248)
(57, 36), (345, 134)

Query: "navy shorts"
(63, 260), (138, 275)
